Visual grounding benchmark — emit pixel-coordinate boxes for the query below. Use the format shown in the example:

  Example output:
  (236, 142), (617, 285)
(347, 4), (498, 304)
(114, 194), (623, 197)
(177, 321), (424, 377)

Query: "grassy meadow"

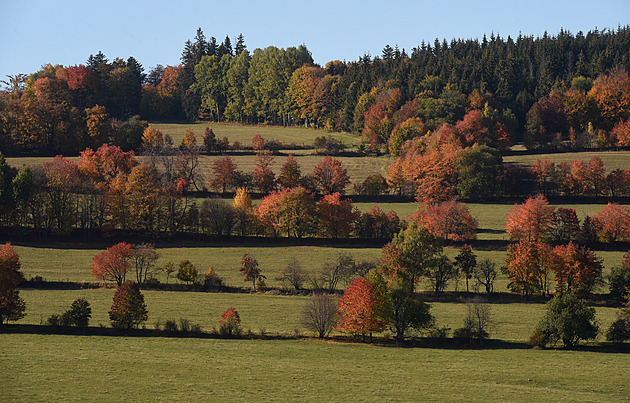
(3, 331), (629, 402)
(4, 123), (630, 401)
(150, 121), (360, 148)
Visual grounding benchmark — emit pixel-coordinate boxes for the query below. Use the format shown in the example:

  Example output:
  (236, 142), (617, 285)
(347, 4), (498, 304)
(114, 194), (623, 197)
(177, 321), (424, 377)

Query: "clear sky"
(1, 0), (628, 80)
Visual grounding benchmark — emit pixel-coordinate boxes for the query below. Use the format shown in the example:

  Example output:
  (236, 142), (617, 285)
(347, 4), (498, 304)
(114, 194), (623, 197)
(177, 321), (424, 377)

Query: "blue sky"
(1, 0), (628, 80)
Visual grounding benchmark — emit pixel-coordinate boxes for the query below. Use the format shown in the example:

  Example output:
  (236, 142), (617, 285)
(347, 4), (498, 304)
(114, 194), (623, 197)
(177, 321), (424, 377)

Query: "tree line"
(1, 27), (629, 156)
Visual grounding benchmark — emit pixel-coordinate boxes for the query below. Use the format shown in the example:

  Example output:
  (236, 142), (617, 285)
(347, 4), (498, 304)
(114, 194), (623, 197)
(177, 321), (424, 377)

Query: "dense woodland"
(1, 27), (630, 155)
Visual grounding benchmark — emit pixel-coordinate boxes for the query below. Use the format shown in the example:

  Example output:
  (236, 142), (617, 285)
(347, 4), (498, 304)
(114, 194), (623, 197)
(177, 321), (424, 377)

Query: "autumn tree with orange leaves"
(91, 242), (134, 286)
(317, 192), (360, 238)
(505, 194), (555, 241)
(410, 200), (478, 241)
(552, 242), (603, 296)
(336, 277), (386, 342)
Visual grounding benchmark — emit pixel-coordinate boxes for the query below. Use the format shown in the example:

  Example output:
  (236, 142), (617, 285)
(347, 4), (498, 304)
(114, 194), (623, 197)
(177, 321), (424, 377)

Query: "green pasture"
(15, 244), (383, 287)
(150, 121), (360, 148)
(186, 153), (392, 193)
(504, 150), (630, 172)
(14, 288), (620, 342)
(3, 306), (628, 401)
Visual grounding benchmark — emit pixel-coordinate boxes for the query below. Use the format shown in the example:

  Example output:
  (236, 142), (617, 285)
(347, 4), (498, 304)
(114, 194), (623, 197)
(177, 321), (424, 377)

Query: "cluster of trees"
(502, 194), (630, 299)
(531, 156), (630, 197)
(3, 27), (630, 157)
(0, 57), (149, 155)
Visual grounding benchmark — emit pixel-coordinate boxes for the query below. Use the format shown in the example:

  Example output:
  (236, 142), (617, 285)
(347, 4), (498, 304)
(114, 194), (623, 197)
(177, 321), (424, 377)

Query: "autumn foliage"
(0, 243), (26, 324)
(109, 280), (148, 329)
(91, 242), (134, 286)
(411, 200), (478, 241)
(336, 277), (386, 341)
(505, 194), (555, 241)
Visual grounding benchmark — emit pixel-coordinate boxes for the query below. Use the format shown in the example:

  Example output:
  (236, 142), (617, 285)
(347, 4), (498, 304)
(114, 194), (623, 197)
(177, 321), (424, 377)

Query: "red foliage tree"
(210, 155), (240, 194)
(253, 152), (275, 194)
(596, 203), (630, 242)
(531, 158), (555, 195)
(505, 194), (555, 241)
(256, 189), (287, 236)
(109, 280), (148, 329)
(0, 243), (26, 324)
(219, 307), (241, 336)
(91, 242), (134, 286)
(336, 277), (386, 342)
(505, 240), (555, 297)
(252, 134), (265, 153)
(79, 144), (136, 186)
(410, 200), (478, 241)
(312, 156), (350, 195)
(612, 117), (630, 147)
(553, 242), (603, 295)
(317, 192), (360, 238)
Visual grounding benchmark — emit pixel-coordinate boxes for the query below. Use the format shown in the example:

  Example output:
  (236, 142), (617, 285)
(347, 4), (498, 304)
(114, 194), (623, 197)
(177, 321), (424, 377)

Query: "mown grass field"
(150, 121), (360, 148)
(504, 150), (630, 172)
(15, 288), (620, 342)
(3, 330), (629, 402)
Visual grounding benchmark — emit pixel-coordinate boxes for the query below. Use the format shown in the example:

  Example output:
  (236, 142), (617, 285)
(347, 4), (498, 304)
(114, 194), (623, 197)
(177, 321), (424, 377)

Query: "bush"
(454, 297), (492, 344)
(203, 266), (224, 290)
(533, 292), (598, 348)
(606, 316), (630, 343)
(164, 320), (178, 333)
(219, 307), (241, 337)
(68, 298), (91, 327)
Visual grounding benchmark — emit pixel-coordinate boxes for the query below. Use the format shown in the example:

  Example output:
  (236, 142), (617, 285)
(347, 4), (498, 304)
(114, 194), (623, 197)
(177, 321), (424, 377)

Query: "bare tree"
(311, 253), (357, 293)
(277, 256), (306, 291)
(474, 259), (497, 294)
(301, 293), (337, 338)
(133, 243), (159, 285)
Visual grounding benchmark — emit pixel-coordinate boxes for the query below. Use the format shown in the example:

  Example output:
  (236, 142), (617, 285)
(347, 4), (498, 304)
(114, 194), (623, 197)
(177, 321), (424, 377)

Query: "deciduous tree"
(336, 277), (386, 342)
(301, 293), (337, 338)
(505, 194), (555, 241)
(596, 203), (630, 242)
(240, 253), (263, 290)
(411, 200), (478, 241)
(0, 243), (26, 324)
(109, 280), (148, 329)
(312, 156), (350, 195)
(90, 242), (134, 286)
(317, 192), (359, 238)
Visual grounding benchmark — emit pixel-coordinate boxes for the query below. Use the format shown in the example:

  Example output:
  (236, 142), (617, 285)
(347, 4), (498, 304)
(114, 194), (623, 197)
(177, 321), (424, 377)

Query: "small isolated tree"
(277, 256), (306, 291)
(313, 253), (357, 292)
(454, 297), (493, 344)
(68, 298), (92, 327)
(426, 255), (458, 296)
(219, 307), (241, 337)
(532, 292), (598, 348)
(0, 243), (26, 324)
(312, 156), (350, 195)
(336, 277), (386, 342)
(91, 242), (134, 286)
(109, 280), (148, 329)
(455, 244), (477, 293)
(177, 260), (198, 285)
(474, 259), (497, 294)
(133, 243), (159, 286)
(301, 293), (337, 338)
(161, 262), (176, 284)
(240, 253), (264, 290)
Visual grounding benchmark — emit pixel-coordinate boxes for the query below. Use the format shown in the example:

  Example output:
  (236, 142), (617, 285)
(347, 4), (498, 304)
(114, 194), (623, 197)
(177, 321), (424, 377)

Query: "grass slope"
(3, 334), (629, 401)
